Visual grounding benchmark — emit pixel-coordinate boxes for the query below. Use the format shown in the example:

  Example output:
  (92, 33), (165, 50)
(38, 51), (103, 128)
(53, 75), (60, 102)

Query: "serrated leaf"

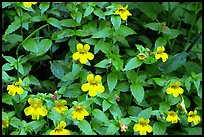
(105, 122), (119, 135)
(95, 59), (110, 68)
(138, 107), (152, 119)
(75, 11), (82, 23)
(39, 2), (50, 14)
(153, 122), (166, 135)
(2, 55), (16, 64)
(10, 117), (22, 128)
(193, 80), (200, 92)
(93, 8), (105, 19)
(116, 25), (136, 37)
(94, 41), (112, 54)
(102, 100), (112, 112)
(78, 120), (96, 135)
(128, 106), (142, 117)
(143, 22), (160, 31)
(2, 93), (13, 105)
(111, 15), (121, 30)
(28, 120), (45, 132)
(107, 72), (118, 92)
(37, 39), (52, 55)
(84, 6), (94, 17)
(123, 57), (142, 71)
(159, 102), (170, 112)
(154, 37), (167, 50)
(109, 105), (122, 120)
(92, 27), (112, 38)
(60, 19), (77, 27)
(63, 83), (82, 98)
(135, 44), (146, 53)
(50, 61), (65, 79)
(47, 17), (62, 29)
(47, 109), (62, 126)
(22, 38), (38, 53)
(130, 83), (144, 103)
(92, 109), (109, 123)
(152, 78), (166, 86)
(5, 18), (21, 35)
(24, 75), (40, 85)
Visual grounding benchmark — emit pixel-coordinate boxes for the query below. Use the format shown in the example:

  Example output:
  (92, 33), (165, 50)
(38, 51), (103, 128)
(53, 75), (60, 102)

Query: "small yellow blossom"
(24, 98), (48, 120)
(166, 111), (180, 123)
(2, 120), (9, 129)
(137, 53), (147, 60)
(71, 105), (89, 121)
(23, 2), (37, 8)
(166, 81), (184, 97)
(7, 78), (24, 96)
(50, 121), (70, 135)
(133, 118), (152, 135)
(154, 46), (168, 62)
(120, 121), (128, 132)
(72, 43), (94, 64)
(187, 110), (201, 125)
(81, 74), (105, 97)
(54, 100), (68, 114)
(114, 4), (132, 20)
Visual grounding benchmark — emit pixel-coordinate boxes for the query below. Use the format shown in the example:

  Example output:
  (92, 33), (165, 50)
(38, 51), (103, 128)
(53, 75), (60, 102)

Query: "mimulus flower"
(133, 118), (152, 135)
(50, 121), (70, 135)
(81, 74), (105, 97)
(137, 53), (147, 60)
(7, 78), (24, 96)
(154, 46), (168, 62)
(166, 81), (184, 97)
(24, 98), (48, 120)
(71, 105), (89, 121)
(187, 110), (201, 125)
(23, 2), (37, 8)
(72, 43), (94, 64)
(2, 119), (9, 129)
(54, 100), (68, 114)
(114, 4), (132, 20)
(120, 121), (128, 132)
(166, 111), (180, 123)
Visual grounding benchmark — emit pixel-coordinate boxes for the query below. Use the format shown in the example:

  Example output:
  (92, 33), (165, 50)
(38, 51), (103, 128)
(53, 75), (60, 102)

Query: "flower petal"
(88, 88), (97, 97)
(81, 83), (90, 92)
(161, 53), (168, 62)
(17, 86), (24, 95)
(23, 2), (32, 8)
(79, 55), (87, 64)
(87, 74), (94, 82)
(133, 124), (140, 131)
(95, 75), (102, 83)
(86, 52), (94, 60)
(73, 52), (80, 60)
(146, 125), (152, 133)
(96, 84), (105, 93)
(166, 88), (173, 94)
(120, 12), (128, 20)
(37, 107), (48, 116)
(84, 44), (90, 52)
(77, 43), (83, 51)
(24, 106), (34, 116)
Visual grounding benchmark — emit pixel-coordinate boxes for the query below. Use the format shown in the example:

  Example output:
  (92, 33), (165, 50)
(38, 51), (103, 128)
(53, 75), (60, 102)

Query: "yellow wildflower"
(50, 121), (70, 135)
(187, 110), (201, 125)
(81, 74), (105, 97)
(154, 46), (168, 62)
(133, 118), (152, 135)
(23, 2), (37, 8)
(120, 121), (128, 132)
(72, 43), (94, 64)
(166, 111), (180, 123)
(2, 120), (9, 129)
(114, 4), (132, 20)
(137, 53), (147, 60)
(7, 78), (24, 96)
(53, 100), (68, 114)
(166, 81), (184, 97)
(24, 98), (48, 120)
(71, 105), (89, 121)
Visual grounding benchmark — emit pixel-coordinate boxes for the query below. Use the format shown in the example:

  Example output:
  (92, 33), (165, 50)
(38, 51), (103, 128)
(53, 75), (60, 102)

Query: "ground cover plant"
(2, 2), (202, 135)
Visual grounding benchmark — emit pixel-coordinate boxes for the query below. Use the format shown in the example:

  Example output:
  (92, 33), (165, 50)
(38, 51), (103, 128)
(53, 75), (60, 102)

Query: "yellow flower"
(166, 81), (184, 97)
(71, 105), (89, 121)
(72, 43), (94, 64)
(53, 100), (68, 114)
(2, 120), (9, 129)
(187, 110), (201, 125)
(114, 4), (132, 20)
(24, 98), (48, 120)
(154, 46), (168, 62)
(133, 118), (152, 135)
(120, 121), (128, 132)
(50, 121), (70, 135)
(166, 111), (180, 123)
(7, 78), (24, 96)
(23, 2), (37, 8)
(81, 74), (105, 97)
(137, 53), (147, 60)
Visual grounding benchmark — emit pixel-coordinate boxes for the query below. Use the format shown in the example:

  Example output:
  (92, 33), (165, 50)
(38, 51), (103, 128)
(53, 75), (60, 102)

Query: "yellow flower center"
(74, 106), (84, 113)
(90, 82), (98, 86)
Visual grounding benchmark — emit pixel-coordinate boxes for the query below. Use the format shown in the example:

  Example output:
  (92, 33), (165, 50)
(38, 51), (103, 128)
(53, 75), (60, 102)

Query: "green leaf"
(123, 57), (142, 71)
(130, 83), (144, 103)
(47, 17), (62, 29)
(63, 83), (82, 98)
(115, 82), (130, 92)
(92, 109), (109, 124)
(2, 55), (16, 64)
(116, 25), (136, 37)
(135, 44), (146, 53)
(39, 2), (50, 14)
(93, 8), (105, 19)
(37, 39), (52, 55)
(152, 78), (166, 86)
(143, 22), (160, 31)
(2, 93), (13, 105)
(138, 107), (152, 119)
(153, 122), (166, 135)
(197, 86), (202, 99)
(60, 19), (77, 27)
(50, 61), (65, 79)
(47, 109), (62, 125)
(154, 37), (167, 50)
(94, 41), (112, 54)
(92, 27), (112, 38)
(27, 120), (45, 133)
(184, 127), (202, 135)
(10, 117), (22, 128)
(193, 79), (200, 92)
(107, 72), (118, 92)
(2, 2), (11, 8)
(5, 18), (21, 35)
(109, 105), (122, 120)
(3, 34), (23, 44)
(22, 38), (38, 53)
(102, 100), (112, 112)
(159, 102), (170, 112)
(95, 59), (110, 68)
(128, 106), (142, 117)
(105, 122), (119, 135)
(14, 63), (24, 75)
(78, 120), (96, 135)
(111, 15), (121, 30)
(24, 75), (40, 85)
(74, 11), (82, 24)
(84, 6), (94, 17)
(108, 54), (123, 71)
